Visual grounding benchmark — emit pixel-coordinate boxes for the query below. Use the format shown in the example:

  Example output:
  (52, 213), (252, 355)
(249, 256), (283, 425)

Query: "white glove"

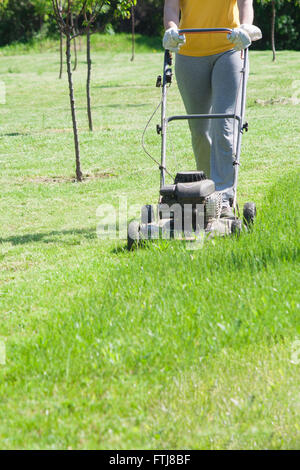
(228, 24), (262, 51)
(163, 26), (186, 53)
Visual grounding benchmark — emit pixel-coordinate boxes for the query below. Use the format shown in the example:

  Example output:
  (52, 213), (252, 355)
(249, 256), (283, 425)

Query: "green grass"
(0, 32), (163, 56)
(0, 43), (299, 449)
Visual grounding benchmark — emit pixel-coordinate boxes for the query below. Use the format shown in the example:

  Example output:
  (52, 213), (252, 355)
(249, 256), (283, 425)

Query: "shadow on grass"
(0, 228), (97, 246)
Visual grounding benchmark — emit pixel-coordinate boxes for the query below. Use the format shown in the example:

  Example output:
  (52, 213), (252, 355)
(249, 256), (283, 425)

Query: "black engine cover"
(175, 180), (215, 203)
(160, 179), (215, 204)
(174, 171), (207, 184)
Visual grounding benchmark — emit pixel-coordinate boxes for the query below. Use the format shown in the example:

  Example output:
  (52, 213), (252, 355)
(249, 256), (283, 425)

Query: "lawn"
(0, 37), (299, 449)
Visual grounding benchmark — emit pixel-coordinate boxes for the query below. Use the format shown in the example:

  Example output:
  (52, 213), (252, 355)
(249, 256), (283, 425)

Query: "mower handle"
(178, 28), (232, 34)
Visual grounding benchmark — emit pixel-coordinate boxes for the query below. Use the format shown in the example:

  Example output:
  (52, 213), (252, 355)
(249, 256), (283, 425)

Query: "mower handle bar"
(178, 28), (232, 34)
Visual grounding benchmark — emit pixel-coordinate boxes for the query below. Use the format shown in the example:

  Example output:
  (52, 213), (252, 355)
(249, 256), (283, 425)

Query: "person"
(163, 0), (262, 217)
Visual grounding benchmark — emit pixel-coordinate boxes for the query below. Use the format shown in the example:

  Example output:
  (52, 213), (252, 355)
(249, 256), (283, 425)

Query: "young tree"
(59, 1), (64, 78)
(257, 0), (300, 61)
(52, 1), (134, 180)
(71, 12), (78, 71)
(29, 0), (64, 78)
(83, 1), (105, 132)
(84, 0), (134, 131)
(52, 0), (89, 181)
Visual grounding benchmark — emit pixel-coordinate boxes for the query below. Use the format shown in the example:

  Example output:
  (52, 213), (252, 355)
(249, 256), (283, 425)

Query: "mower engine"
(159, 171), (222, 230)
(137, 171), (238, 243)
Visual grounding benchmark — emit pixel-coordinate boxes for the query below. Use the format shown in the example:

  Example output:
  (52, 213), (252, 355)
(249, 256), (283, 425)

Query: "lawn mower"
(128, 28), (256, 250)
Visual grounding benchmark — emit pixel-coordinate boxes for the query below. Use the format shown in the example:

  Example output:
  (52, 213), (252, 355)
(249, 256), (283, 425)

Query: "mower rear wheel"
(243, 202), (256, 227)
(127, 221), (140, 250)
(141, 205), (155, 224)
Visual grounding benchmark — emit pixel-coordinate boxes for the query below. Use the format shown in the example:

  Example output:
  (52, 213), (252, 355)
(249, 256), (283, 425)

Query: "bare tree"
(86, 23), (93, 131)
(84, 1), (135, 130)
(59, 1), (64, 78)
(258, 0), (300, 61)
(59, 32), (64, 78)
(52, 0), (89, 181)
(71, 12), (78, 71)
(52, 0), (134, 179)
(83, 1), (107, 132)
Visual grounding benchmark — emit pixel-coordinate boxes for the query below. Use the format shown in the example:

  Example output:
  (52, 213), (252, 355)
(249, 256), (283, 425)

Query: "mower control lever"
(166, 51), (172, 65)
(242, 122), (249, 133)
(165, 68), (172, 84)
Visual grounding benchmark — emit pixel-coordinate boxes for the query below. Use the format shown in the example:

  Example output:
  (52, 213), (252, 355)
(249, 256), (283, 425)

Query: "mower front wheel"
(231, 219), (243, 236)
(127, 221), (140, 251)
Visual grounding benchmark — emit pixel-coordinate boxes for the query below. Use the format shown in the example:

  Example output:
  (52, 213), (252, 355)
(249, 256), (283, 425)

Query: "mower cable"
(141, 98), (175, 180)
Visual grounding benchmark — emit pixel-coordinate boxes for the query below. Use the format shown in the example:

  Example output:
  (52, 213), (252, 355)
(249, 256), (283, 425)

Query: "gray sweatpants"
(175, 49), (248, 200)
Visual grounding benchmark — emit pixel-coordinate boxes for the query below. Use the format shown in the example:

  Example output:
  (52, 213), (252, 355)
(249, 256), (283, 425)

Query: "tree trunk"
(271, 0), (276, 62)
(66, 34), (82, 182)
(59, 31), (63, 79)
(86, 27), (93, 132)
(71, 14), (78, 71)
(75, 16), (82, 51)
(130, 3), (135, 62)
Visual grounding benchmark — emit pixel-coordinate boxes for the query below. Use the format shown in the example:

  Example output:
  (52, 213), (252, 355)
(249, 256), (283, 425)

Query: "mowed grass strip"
(0, 45), (299, 449)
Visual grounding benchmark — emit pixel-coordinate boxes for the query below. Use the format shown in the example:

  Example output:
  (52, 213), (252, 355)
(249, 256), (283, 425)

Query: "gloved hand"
(163, 26), (186, 53)
(228, 24), (262, 51)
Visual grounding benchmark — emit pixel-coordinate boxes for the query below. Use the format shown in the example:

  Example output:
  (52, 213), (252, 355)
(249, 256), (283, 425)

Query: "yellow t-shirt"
(179, 0), (240, 57)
